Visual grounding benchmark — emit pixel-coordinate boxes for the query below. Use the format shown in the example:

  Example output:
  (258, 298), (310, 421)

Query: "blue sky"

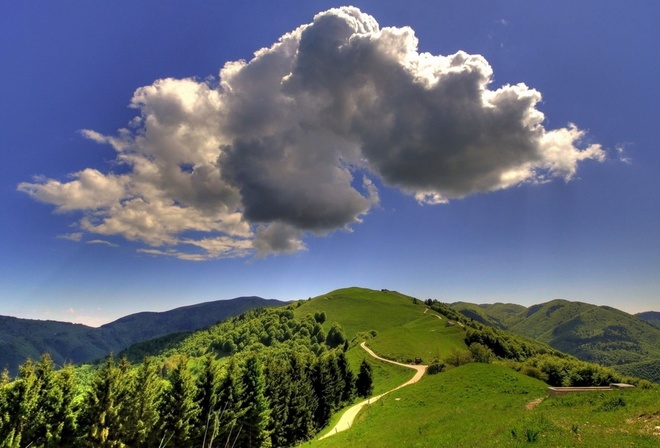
(2, 1), (659, 326)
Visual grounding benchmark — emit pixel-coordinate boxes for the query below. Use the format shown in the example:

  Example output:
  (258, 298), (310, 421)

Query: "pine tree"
(122, 357), (162, 448)
(283, 350), (317, 444)
(236, 356), (271, 448)
(159, 356), (198, 447)
(311, 357), (332, 428)
(264, 352), (292, 447)
(215, 357), (243, 446)
(54, 363), (78, 447)
(29, 353), (65, 447)
(356, 359), (374, 398)
(192, 355), (220, 448)
(4, 359), (41, 448)
(77, 355), (127, 448)
(336, 351), (356, 404)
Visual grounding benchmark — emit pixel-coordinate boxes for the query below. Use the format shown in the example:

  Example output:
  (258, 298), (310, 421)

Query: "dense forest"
(0, 306), (371, 448)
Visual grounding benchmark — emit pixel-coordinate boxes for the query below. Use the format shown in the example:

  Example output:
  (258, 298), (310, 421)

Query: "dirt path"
(319, 342), (427, 440)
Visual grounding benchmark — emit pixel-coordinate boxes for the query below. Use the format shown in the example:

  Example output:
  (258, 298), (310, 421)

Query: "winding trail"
(319, 342), (427, 440)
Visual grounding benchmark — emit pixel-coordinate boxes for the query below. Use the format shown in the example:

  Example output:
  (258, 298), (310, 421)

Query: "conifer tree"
(356, 359), (374, 398)
(77, 355), (127, 448)
(283, 351), (317, 444)
(336, 351), (356, 403)
(264, 352), (292, 447)
(3, 358), (41, 448)
(30, 353), (65, 447)
(236, 356), (271, 448)
(311, 357), (333, 428)
(54, 363), (78, 448)
(215, 357), (243, 445)
(193, 355), (220, 448)
(159, 356), (198, 447)
(122, 357), (162, 448)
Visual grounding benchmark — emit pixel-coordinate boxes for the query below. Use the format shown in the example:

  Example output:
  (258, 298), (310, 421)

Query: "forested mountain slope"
(637, 311), (660, 329)
(0, 296), (283, 375)
(451, 299), (660, 382)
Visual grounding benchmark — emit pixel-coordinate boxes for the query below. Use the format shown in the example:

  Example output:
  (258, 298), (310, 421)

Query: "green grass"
(305, 362), (660, 447)
(294, 287), (428, 340)
(368, 313), (467, 364)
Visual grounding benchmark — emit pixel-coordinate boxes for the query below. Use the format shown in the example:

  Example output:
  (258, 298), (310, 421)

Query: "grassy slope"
(308, 363), (660, 447)
(294, 287), (456, 394)
(289, 288), (659, 447)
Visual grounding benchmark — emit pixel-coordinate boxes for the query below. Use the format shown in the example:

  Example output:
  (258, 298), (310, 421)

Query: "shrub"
(427, 359), (446, 375)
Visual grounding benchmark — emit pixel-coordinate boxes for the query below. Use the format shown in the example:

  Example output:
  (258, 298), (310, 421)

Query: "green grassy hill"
(308, 362), (660, 447)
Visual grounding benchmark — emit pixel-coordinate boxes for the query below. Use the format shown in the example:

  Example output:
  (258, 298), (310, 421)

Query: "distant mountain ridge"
(451, 299), (660, 382)
(636, 311), (660, 329)
(0, 296), (285, 375)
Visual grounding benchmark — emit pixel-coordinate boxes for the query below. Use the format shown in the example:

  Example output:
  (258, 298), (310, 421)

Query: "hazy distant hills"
(636, 311), (660, 329)
(451, 299), (660, 381)
(0, 296), (284, 375)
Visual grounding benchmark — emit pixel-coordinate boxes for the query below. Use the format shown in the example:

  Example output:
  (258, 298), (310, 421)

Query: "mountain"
(3, 287), (658, 447)
(0, 296), (284, 375)
(636, 311), (660, 329)
(451, 299), (660, 382)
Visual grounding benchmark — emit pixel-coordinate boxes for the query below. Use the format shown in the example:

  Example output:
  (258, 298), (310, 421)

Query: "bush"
(427, 359), (446, 375)
(469, 342), (494, 363)
(522, 366), (549, 382)
(446, 349), (473, 367)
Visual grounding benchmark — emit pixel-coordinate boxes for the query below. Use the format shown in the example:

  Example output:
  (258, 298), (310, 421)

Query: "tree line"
(0, 307), (374, 448)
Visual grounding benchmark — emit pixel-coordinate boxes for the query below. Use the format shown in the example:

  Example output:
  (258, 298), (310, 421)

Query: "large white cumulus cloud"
(18, 7), (604, 259)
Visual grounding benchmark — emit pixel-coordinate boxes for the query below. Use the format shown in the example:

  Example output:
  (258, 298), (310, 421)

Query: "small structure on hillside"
(547, 383), (635, 396)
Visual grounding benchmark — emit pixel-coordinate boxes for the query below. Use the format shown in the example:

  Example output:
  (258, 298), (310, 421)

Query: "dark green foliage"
(236, 356), (270, 448)
(122, 357), (162, 447)
(465, 326), (564, 361)
(468, 342), (494, 363)
(525, 354), (622, 387)
(159, 357), (198, 447)
(215, 357), (243, 445)
(356, 359), (374, 397)
(314, 311), (326, 324)
(192, 355), (220, 447)
(337, 351), (356, 402)
(325, 322), (347, 347)
(427, 359), (446, 375)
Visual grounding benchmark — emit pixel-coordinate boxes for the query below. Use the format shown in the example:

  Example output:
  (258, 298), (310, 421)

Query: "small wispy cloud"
(57, 232), (83, 242)
(86, 239), (118, 247)
(615, 143), (632, 164)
